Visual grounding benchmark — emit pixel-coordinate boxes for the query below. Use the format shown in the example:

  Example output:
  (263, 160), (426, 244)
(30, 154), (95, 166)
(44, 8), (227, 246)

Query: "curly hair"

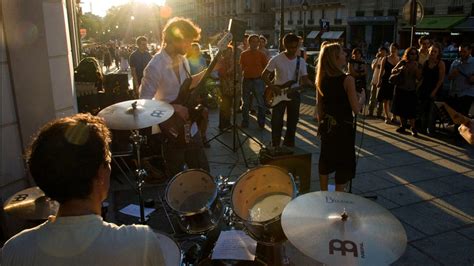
(26, 113), (111, 203)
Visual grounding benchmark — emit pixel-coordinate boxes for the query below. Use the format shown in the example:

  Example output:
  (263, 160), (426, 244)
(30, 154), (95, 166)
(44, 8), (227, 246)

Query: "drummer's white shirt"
(2, 215), (166, 266)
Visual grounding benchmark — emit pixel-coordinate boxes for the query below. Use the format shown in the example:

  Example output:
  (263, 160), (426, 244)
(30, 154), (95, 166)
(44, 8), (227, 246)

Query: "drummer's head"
(26, 113), (112, 204)
(162, 17), (201, 55)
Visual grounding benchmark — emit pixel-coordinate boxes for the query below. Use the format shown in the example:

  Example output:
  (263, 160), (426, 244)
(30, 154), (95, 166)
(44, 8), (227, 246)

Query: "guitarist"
(262, 33), (312, 147)
(139, 17), (209, 176)
(447, 43), (474, 117)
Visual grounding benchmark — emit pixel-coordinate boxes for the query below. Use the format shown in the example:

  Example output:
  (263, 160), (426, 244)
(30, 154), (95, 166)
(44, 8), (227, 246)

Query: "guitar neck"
(194, 50), (223, 89)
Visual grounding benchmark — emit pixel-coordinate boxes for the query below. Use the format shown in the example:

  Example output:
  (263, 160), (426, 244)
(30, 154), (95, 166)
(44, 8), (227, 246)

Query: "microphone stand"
(205, 39), (263, 168)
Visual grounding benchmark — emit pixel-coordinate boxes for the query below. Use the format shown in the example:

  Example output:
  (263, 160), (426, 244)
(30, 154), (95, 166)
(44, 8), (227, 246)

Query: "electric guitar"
(264, 80), (314, 108)
(159, 32), (233, 144)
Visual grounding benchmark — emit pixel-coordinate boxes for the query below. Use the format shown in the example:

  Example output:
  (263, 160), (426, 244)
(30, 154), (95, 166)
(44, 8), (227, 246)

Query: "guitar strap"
(293, 56), (301, 85)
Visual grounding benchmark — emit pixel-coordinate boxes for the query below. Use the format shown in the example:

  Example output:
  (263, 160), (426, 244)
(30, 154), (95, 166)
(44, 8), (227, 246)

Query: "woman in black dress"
(391, 47), (423, 136)
(417, 43), (445, 135)
(377, 43), (400, 124)
(316, 43), (365, 192)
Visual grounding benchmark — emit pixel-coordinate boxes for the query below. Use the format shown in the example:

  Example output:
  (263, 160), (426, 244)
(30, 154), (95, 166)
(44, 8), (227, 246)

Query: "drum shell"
(165, 169), (222, 234)
(154, 231), (182, 266)
(231, 165), (297, 244)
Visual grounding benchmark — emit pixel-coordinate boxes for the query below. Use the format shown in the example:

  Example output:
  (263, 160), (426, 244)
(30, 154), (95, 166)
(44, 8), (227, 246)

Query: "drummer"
(2, 114), (165, 265)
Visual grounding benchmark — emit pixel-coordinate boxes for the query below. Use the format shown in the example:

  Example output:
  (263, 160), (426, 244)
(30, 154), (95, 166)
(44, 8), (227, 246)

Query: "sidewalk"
(110, 90), (474, 265)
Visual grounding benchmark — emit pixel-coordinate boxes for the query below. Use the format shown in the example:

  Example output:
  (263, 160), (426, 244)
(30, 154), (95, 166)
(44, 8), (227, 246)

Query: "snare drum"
(154, 231), (182, 266)
(166, 169), (223, 234)
(231, 165), (297, 244)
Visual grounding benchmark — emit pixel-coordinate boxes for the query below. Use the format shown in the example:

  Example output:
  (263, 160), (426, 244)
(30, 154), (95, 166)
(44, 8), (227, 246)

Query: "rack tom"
(166, 169), (223, 234)
(231, 165), (297, 244)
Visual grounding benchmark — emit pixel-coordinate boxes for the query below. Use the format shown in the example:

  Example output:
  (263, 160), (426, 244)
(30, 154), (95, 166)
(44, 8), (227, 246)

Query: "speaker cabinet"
(259, 147), (312, 194)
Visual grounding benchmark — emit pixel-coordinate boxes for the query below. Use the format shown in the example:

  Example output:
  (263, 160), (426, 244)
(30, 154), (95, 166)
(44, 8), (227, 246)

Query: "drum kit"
(3, 99), (408, 265)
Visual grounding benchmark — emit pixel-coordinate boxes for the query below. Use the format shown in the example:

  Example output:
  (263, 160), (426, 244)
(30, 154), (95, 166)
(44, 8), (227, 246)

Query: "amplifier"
(101, 73), (133, 107)
(259, 147), (312, 194)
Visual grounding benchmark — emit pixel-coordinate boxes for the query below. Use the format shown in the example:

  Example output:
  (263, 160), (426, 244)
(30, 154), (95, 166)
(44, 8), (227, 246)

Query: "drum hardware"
(3, 187), (59, 220)
(98, 100), (174, 224)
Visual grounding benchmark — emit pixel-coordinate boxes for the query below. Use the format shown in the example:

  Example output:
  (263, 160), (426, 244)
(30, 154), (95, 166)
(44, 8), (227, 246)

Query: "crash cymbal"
(97, 99), (174, 130)
(3, 187), (59, 220)
(281, 191), (407, 266)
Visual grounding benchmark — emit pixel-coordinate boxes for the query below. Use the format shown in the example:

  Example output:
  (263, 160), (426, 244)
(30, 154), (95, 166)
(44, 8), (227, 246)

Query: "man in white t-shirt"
(263, 33), (313, 147)
(2, 114), (165, 266)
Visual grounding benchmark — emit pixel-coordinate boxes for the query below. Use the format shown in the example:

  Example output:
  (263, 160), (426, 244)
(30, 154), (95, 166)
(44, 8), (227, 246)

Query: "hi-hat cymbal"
(3, 187), (59, 220)
(281, 191), (407, 266)
(97, 99), (174, 130)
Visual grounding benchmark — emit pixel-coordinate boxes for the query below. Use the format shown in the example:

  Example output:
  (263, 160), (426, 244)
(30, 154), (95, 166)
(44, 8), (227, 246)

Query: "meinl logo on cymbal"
(329, 239), (366, 258)
(325, 196), (354, 204)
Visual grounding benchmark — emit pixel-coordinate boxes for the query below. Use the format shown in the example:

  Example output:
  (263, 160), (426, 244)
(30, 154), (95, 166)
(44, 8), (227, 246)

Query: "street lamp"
(301, 0), (309, 45)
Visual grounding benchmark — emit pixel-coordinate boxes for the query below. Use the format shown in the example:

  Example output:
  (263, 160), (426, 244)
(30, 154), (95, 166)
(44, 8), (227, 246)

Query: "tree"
(79, 12), (103, 41)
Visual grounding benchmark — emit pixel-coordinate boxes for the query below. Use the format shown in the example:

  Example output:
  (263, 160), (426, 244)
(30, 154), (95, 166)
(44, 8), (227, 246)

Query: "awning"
(416, 15), (466, 30)
(453, 16), (474, 31)
(306, 31), (320, 39)
(321, 31), (344, 40)
(347, 16), (396, 25)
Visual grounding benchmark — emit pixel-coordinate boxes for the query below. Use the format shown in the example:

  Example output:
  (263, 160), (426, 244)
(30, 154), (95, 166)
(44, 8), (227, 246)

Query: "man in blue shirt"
(448, 43), (474, 116)
(129, 36), (152, 95)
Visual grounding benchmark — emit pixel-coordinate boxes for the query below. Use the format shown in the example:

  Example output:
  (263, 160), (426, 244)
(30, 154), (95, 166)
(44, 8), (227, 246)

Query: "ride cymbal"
(3, 187), (59, 220)
(98, 99), (174, 130)
(281, 191), (407, 266)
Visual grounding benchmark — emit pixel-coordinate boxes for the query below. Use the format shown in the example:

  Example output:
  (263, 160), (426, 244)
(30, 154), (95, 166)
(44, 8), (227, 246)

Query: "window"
(388, 9), (399, 16)
(374, 10), (384, 16)
(424, 7), (435, 15)
(310, 10), (313, 19)
(448, 5), (464, 14)
(334, 18), (342, 25)
(355, 10), (364, 16)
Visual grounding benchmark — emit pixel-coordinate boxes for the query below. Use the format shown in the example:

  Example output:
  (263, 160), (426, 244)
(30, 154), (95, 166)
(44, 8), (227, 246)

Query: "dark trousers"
(271, 93), (301, 146)
(162, 131), (210, 177)
(219, 94), (233, 129)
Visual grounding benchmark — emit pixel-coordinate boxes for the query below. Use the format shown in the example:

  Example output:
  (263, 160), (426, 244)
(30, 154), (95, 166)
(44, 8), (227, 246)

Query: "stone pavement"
(110, 91), (474, 265)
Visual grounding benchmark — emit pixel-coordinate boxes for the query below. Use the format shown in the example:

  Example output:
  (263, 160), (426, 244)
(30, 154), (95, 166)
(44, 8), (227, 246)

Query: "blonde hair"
(316, 43), (345, 96)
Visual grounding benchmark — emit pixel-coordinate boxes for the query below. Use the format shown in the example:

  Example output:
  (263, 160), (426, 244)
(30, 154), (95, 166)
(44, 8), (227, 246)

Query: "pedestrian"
(417, 43), (445, 135)
(240, 34), (268, 129)
(377, 43), (400, 124)
(368, 47), (388, 117)
(391, 47), (422, 136)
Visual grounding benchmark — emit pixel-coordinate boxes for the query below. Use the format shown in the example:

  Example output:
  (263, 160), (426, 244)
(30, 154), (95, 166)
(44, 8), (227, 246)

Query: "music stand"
(205, 19), (263, 168)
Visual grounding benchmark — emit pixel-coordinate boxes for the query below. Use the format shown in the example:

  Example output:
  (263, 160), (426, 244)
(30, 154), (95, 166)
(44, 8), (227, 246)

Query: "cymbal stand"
(130, 130), (148, 224)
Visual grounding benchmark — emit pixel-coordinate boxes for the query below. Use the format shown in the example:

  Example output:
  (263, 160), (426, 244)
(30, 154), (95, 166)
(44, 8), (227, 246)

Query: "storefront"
(399, 15), (467, 48)
(347, 16), (396, 54)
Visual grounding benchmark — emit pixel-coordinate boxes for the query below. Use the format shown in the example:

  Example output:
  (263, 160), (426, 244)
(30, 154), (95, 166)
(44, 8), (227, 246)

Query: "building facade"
(273, 0), (348, 49)
(194, 0), (276, 45)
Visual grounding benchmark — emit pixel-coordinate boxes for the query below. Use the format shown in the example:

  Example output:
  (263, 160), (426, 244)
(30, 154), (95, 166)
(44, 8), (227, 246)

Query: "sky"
(80, 0), (166, 17)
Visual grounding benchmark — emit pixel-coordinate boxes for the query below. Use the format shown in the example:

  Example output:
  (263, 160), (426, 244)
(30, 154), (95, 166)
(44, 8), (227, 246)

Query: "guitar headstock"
(216, 32), (233, 52)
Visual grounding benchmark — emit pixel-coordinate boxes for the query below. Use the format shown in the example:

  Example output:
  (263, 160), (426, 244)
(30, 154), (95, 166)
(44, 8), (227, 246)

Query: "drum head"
(166, 169), (217, 213)
(231, 165), (295, 223)
(155, 231), (181, 265)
